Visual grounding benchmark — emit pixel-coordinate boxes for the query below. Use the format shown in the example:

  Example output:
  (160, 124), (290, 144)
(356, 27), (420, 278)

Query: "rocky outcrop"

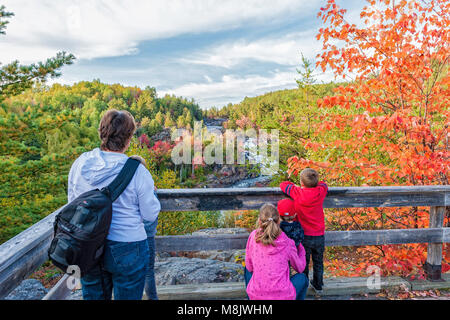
(4, 279), (48, 300)
(199, 164), (262, 188)
(154, 257), (244, 285)
(154, 228), (247, 285)
(203, 118), (227, 127)
(150, 128), (172, 142)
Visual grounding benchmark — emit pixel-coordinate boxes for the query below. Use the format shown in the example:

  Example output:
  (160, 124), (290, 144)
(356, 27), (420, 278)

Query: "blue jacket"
(280, 221), (304, 247)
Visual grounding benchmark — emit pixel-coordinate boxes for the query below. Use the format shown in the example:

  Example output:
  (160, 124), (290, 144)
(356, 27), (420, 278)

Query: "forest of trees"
(0, 80), (209, 243)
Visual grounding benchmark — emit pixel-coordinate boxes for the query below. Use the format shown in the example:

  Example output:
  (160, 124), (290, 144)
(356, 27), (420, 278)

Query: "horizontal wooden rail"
(0, 209), (62, 299)
(155, 227), (450, 252)
(0, 185), (448, 299)
(157, 186), (449, 211)
(42, 274), (71, 300)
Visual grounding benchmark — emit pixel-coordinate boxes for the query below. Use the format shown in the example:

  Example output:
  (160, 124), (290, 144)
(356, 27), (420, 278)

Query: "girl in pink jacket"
(244, 203), (309, 300)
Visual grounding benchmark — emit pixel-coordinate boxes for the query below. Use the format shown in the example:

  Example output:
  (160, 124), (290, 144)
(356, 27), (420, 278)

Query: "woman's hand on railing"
(130, 155), (146, 166)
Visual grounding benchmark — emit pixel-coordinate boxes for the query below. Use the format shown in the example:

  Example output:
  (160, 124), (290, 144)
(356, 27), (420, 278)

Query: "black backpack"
(48, 158), (140, 277)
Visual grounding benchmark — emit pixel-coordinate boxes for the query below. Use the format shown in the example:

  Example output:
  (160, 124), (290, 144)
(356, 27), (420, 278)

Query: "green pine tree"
(0, 6), (75, 100)
(164, 113), (175, 128)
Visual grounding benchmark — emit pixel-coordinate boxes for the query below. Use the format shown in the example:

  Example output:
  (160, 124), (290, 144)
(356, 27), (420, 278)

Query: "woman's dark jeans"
(81, 239), (149, 300)
(303, 235), (325, 290)
(244, 267), (308, 300)
(144, 218), (158, 300)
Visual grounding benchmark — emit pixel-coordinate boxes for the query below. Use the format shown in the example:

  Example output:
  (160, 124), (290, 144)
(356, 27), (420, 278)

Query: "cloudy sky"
(1, 0), (364, 108)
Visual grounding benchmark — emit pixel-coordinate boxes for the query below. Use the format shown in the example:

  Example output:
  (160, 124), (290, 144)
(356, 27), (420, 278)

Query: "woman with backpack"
(67, 109), (161, 300)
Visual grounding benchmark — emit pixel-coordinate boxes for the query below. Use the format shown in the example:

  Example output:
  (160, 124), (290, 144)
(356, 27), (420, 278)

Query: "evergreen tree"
(133, 90), (157, 118)
(154, 111), (164, 125)
(0, 6), (75, 100)
(176, 115), (185, 128)
(164, 112), (175, 128)
(148, 118), (162, 135)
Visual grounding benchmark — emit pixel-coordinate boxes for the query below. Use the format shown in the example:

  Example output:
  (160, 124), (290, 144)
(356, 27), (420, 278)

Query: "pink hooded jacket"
(245, 229), (306, 300)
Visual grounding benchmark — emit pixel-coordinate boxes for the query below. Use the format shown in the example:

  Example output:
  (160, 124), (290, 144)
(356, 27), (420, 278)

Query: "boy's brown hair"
(256, 203), (281, 246)
(99, 109), (136, 152)
(300, 168), (319, 188)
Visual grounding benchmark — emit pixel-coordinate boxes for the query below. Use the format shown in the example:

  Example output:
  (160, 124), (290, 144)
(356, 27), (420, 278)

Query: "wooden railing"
(0, 186), (448, 299)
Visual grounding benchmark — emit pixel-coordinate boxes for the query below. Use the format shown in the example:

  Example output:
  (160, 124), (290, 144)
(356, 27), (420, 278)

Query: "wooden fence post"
(424, 206), (446, 281)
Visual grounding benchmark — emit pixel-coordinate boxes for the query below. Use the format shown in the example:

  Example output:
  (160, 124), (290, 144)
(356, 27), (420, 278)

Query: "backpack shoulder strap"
(104, 158), (141, 202)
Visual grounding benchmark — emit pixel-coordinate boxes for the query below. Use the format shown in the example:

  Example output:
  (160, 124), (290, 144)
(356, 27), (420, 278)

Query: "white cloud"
(204, 75), (213, 83)
(179, 2), (367, 70)
(0, 0), (316, 64)
(181, 30), (320, 68)
(160, 70), (294, 108)
(160, 66), (341, 108)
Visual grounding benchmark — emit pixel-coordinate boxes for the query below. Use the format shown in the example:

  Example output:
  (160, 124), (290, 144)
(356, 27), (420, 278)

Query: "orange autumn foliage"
(288, 0), (449, 277)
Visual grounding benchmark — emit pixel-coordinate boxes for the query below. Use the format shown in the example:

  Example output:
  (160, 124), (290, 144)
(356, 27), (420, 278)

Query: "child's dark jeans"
(302, 235), (325, 290)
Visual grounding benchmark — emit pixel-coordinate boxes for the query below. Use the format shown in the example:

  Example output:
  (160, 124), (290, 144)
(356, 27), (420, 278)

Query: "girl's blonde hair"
(255, 203), (281, 246)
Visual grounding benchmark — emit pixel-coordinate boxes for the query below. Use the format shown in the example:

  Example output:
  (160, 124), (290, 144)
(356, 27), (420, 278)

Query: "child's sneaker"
(310, 280), (323, 295)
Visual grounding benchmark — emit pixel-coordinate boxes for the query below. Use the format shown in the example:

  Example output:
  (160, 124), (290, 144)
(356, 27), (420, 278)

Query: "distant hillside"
(0, 80), (204, 243)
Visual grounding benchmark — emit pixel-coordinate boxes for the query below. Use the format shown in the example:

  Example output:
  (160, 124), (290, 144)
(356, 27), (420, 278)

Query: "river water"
(205, 119), (276, 227)
(204, 120), (275, 188)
